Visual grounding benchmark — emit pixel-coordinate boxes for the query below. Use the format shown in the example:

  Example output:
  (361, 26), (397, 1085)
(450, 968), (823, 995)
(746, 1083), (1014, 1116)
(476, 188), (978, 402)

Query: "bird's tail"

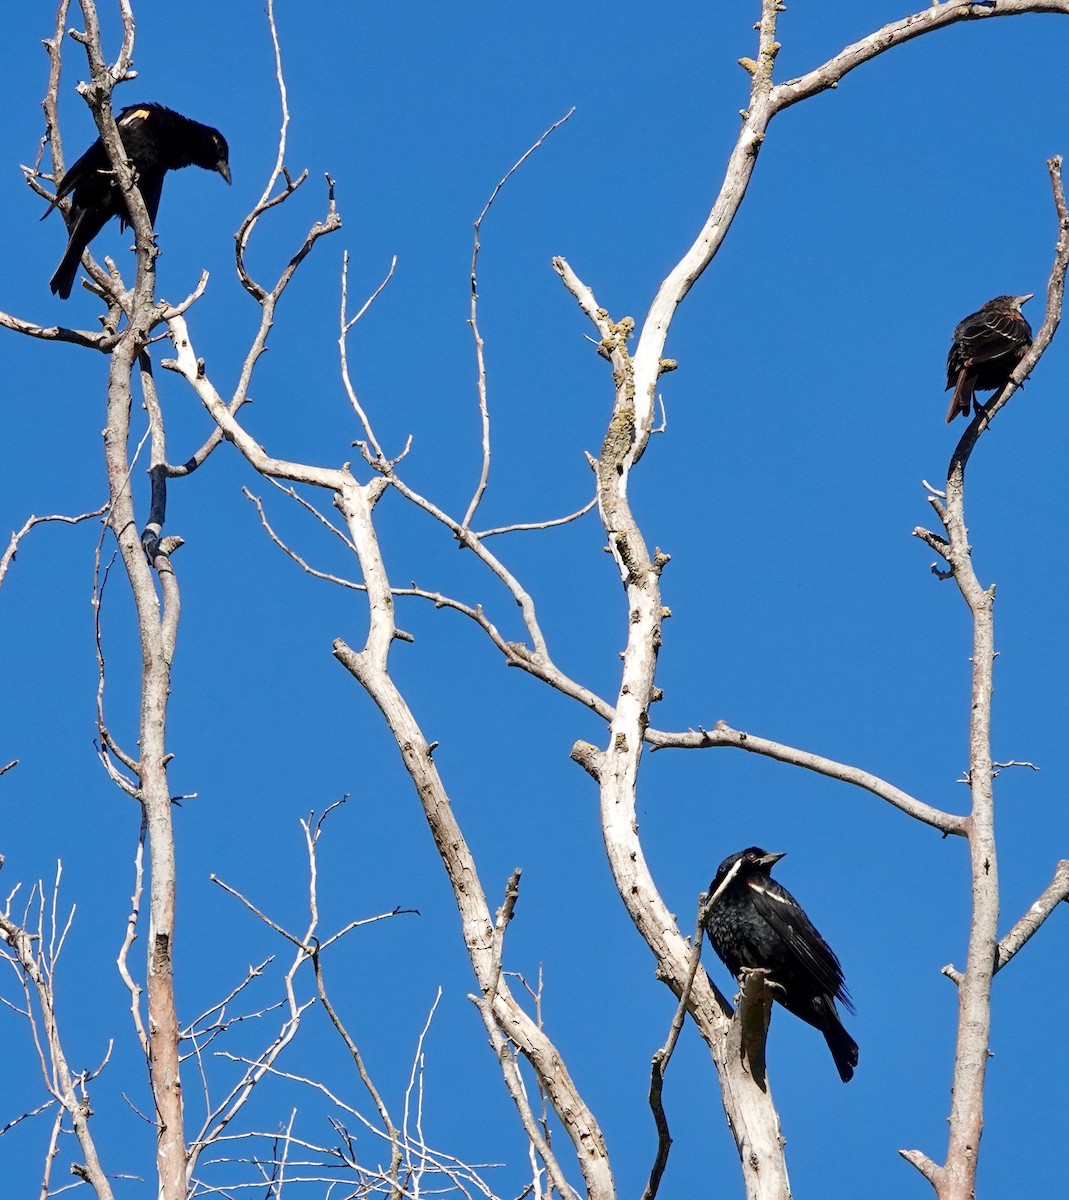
(48, 206), (102, 300)
(946, 372), (974, 423)
(49, 209), (95, 299)
(823, 1017), (859, 1083)
(49, 242), (83, 299)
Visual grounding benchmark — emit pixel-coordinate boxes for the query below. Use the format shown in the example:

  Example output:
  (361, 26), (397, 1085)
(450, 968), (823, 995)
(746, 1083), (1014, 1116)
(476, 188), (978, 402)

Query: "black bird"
(704, 847), (858, 1082)
(945, 293), (1033, 423)
(44, 103), (231, 299)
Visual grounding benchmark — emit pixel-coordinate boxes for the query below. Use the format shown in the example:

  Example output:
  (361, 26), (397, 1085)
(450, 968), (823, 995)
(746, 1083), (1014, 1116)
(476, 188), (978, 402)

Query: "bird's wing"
(41, 138), (109, 218)
(118, 104), (162, 122)
(747, 880), (854, 1012)
(42, 106), (163, 220)
(957, 310), (1031, 364)
(116, 104), (169, 143)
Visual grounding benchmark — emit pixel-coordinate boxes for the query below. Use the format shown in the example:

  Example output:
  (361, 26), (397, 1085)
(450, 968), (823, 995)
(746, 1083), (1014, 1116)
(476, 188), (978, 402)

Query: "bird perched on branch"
(945, 293), (1033, 422)
(43, 103), (231, 299)
(704, 846), (858, 1082)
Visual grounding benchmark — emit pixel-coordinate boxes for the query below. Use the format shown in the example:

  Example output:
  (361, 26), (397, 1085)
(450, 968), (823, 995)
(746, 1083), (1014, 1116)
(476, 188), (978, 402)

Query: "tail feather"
(49, 210), (100, 299)
(50, 241), (85, 299)
(946, 371), (974, 423)
(823, 1018), (858, 1083)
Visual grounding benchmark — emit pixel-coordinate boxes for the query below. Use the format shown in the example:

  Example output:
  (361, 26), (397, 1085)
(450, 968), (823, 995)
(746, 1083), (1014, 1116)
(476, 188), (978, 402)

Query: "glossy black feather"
(945, 294), (1033, 422)
(45, 103), (230, 299)
(705, 846), (858, 1082)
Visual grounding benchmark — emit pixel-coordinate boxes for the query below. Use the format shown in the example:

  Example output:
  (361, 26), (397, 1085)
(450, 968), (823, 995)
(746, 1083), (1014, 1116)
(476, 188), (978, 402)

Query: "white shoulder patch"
(748, 882), (787, 905)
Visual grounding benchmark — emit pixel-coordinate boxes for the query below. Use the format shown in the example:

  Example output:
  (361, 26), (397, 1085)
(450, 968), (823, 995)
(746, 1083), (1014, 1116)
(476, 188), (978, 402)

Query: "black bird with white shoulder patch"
(43, 103), (231, 299)
(704, 846), (858, 1082)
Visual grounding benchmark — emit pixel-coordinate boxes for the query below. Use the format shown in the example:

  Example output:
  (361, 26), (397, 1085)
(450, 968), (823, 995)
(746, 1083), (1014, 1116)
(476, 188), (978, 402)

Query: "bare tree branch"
(22, 6), (1062, 1199)
(646, 720), (963, 835)
(243, 488), (363, 589)
(116, 817), (149, 1056)
(641, 892), (721, 1200)
(573, 314), (794, 1189)
(311, 950), (404, 1200)
(900, 155), (1069, 1200)
(0, 311), (119, 347)
(163, 314), (347, 490)
(474, 494), (597, 540)
(51, 8), (203, 1195)
(0, 503), (107, 591)
(900, 1147), (943, 1189)
(330, 480), (613, 1197)
(462, 108), (575, 532)
(235, 0), (300, 299)
(0, 877), (115, 1200)
(772, 2), (1069, 115)
(995, 860), (1069, 973)
(339, 252), (397, 463)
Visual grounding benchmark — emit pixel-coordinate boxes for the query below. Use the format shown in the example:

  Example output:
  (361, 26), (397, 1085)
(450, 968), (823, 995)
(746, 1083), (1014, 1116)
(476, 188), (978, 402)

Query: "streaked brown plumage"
(945, 294), (1033, 423)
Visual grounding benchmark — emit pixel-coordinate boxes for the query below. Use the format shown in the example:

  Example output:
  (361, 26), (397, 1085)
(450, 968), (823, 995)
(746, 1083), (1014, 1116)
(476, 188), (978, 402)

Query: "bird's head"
(209, 130), (231, 184)
(740, 846), (785, 874)
(985, 293), (1033, 313)
(710, 846), (784, 892)
(190, 124), (231, 184)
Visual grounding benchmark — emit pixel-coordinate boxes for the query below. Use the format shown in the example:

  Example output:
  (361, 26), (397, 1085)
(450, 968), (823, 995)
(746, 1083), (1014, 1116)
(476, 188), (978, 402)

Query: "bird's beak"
(216, 160), (232, 185)
(1018, 293), (1034, 306)
(757, 851), (785, 868)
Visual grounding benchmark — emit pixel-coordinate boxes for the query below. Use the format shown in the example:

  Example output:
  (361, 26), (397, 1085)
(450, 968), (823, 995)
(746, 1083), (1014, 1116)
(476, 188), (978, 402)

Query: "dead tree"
(1, 3), (1068, 1200)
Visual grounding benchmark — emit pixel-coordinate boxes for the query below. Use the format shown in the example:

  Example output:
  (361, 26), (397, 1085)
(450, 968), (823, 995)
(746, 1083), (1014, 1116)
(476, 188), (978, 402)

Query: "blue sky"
(2, 3), (1068, 1197)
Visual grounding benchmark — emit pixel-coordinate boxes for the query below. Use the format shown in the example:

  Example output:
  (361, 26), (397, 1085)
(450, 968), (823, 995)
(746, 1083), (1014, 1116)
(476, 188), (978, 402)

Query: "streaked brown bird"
(945, 293), (1033, 423)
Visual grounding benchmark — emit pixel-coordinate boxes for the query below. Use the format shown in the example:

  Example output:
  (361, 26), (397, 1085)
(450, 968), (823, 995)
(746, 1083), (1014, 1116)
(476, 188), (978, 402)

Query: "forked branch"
(0, 879), (115, 1200)
(901, 157), (1069, 1200)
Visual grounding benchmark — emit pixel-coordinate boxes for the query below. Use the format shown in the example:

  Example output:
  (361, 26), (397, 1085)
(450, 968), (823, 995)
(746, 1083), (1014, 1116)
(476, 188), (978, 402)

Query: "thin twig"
(461, 109), (575, 531)
(641, 891), (716, 1200)
(0, 504), (108, 591)
(339, 252), (397, 461)
(312, 950), (404, 1197)
(474, 494), (597, 539)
